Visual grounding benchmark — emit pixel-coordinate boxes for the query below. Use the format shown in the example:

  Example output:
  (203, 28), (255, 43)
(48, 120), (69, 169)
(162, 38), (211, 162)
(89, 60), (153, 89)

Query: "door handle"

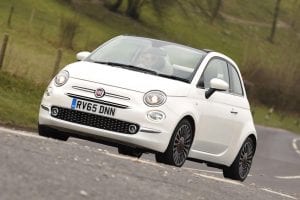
(230, 110), (238, 114)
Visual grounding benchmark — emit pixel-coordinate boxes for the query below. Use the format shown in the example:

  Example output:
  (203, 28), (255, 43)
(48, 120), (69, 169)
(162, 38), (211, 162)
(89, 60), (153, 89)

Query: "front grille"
(51, 107), (139, 134)
(72, 86), (130, 100)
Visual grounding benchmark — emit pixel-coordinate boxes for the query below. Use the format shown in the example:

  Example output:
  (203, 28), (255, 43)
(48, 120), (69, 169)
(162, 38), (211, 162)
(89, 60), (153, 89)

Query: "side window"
(228, 63), (243, 96)
(200, 58), (229, 89)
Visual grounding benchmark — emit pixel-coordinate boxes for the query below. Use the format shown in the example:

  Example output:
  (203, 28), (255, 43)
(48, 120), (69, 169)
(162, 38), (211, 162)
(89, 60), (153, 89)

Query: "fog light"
(147, 110), (165, 122)
(51, 107), (59, 117)
(128, 125), (138, 134)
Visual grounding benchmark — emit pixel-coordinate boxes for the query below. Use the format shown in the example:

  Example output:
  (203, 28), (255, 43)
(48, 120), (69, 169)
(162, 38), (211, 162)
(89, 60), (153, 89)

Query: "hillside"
(0, 0), (299, 132)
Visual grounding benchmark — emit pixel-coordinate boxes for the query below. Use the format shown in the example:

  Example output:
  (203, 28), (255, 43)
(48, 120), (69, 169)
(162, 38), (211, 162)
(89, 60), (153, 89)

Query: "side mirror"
(205, 78), (229, 99)
(76, 51), (91, 61)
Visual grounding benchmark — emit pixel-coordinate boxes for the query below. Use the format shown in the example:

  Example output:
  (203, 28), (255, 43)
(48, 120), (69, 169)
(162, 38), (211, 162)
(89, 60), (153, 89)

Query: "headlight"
(54, 70), (69, 87)
(143, 90), (166, 107)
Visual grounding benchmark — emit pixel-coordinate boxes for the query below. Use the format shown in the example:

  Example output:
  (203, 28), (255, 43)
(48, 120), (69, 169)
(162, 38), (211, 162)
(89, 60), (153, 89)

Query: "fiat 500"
(39, 35), (257, 181)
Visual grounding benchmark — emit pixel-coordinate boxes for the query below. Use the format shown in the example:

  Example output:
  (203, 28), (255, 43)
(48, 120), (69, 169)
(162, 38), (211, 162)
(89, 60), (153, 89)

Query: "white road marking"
(183, 167), (252, 177)
(183, 167), (222, 174)
(260, 188), (297, 200)
(103, 151), (165, 168)
(292, 138), (300, 156)
(193, 173), (244, 186)
(275, 175), (300, 180)
(0, 127), (44, 139)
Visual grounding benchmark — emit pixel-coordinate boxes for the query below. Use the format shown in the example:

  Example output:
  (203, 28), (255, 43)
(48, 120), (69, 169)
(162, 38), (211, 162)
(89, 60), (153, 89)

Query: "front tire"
(38, 124), (69, 141)
(223, 137), (255, 181)
(155, 119), (193, 167)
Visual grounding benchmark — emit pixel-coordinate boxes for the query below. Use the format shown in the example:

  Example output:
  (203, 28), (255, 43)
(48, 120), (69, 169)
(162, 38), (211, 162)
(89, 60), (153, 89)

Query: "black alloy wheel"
(238, 139), (254, 179)
(155, 119), (193, 167)
(223, 137), (255, 181)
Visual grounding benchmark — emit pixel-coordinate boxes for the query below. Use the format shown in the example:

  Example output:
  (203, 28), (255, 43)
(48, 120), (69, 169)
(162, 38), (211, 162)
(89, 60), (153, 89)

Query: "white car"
(39, 35), (257, 181)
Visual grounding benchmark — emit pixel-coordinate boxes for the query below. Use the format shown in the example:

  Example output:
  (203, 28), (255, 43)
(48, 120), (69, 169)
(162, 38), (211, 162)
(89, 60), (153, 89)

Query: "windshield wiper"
(156, 73), (190, 83)
(94, 61), (158, 75)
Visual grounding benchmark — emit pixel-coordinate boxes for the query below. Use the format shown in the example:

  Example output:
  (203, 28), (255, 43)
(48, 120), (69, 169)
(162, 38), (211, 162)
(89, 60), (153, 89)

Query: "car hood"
(64, 61), (191, 96)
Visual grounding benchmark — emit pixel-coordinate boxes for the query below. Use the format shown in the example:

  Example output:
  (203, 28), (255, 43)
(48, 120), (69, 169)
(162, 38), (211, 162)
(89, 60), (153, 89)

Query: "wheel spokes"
(238, 140), (254, 178)
(172, 124), (192, 166)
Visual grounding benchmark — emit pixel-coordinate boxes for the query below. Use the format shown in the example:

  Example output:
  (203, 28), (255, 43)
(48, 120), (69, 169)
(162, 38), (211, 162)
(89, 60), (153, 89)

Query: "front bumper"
(39, 79), (179, 152)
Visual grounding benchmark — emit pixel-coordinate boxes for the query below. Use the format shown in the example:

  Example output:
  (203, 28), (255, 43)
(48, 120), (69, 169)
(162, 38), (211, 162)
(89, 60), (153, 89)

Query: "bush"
(242, 56), (300, 113)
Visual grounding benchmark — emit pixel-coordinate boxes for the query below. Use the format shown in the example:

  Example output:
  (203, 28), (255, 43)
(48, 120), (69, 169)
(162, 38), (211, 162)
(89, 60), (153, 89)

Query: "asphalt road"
(0, 125), (299, 200)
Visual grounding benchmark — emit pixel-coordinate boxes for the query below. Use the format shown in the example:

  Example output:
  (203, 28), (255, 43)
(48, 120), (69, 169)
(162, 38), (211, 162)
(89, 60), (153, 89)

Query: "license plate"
(71, 98), (116, 117)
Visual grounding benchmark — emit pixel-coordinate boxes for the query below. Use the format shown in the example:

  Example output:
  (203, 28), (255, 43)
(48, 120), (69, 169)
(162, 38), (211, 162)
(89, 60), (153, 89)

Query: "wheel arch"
(237, 121), (257, 154)
(156, 114), (197, 166)
(227, 131), (257, 167)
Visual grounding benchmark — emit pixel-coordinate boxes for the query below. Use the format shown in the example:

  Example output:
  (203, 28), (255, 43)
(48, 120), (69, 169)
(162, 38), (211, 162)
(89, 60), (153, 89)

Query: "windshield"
(87, 36), (206, 82)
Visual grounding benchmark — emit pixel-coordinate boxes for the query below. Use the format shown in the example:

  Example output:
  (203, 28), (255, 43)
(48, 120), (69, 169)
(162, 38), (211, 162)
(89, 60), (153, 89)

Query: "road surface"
(0, 125), (299, 200)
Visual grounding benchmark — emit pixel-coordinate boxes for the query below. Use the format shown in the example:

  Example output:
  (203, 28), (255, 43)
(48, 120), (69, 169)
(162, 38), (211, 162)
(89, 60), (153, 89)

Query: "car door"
(192, 58), (237, 155)
(225, 62), (250, 146)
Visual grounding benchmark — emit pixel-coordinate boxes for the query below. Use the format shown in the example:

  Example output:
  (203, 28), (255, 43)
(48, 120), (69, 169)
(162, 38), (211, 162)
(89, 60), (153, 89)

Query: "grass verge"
(0, 72), (44, 129)
(252, 105), (299, 134)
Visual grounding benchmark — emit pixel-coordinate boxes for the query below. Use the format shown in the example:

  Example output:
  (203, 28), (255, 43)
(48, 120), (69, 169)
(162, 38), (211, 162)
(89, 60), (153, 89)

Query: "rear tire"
(155, 119), (193, 167)
(118, 145), (143, 158)
(38, 124), (69, 141)
(223, 137), (255, 181)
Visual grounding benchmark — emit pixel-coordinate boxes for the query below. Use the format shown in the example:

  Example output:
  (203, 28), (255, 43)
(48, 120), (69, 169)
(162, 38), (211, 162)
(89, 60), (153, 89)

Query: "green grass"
(0, 72), (44, 129)
(252, 105), (300, 134)
(0, 0), (299, 133)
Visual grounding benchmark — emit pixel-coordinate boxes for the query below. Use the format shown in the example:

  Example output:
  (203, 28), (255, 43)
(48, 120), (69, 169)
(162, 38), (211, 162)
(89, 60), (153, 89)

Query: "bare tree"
(268, 0), (281, 43)
(151, 0), (189, 18)
(104, 0), (123, 12)
(290, 0), (300, 30)
(104, 0), (145, 19)
(126, 0), (146, 19)
(104, 0), (192, 20)
(210, 0), (222, 24)
(104, 0), (223, 21)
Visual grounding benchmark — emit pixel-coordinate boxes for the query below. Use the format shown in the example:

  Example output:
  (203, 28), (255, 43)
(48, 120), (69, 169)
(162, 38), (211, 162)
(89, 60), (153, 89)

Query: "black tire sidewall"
(38, 124), (69, 141)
